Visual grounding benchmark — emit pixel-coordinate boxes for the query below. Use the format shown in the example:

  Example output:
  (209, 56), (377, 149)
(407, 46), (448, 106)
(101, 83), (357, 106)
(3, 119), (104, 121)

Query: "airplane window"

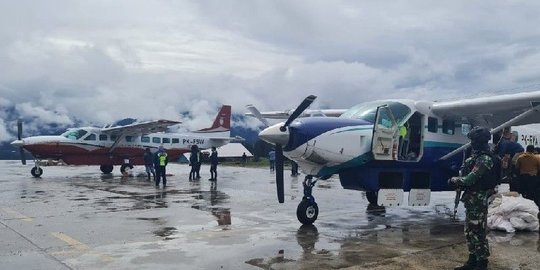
(428, 117), (438, 133)
(126, 136), (133, 142)
(99, 134), (108, 141)
(110, 135), (117, 141)
(461, 124), (471, 135)
(152, 137), (161, 143)
(163, 138), (170, 143)
(442, 120), (455, 135)
(62, 129), (88, 140)
(84, 134), (97, 141)
(340, 101), (411, 124)
(172, 138), (179, 144)
(141, 136), (150, 143)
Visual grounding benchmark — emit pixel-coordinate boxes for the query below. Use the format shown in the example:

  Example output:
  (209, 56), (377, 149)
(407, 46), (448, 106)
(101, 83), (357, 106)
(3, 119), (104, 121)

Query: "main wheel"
(296, 199), (319, 225)
(31, 167), (43, 178)
(366, 191), (378, 205)
(100, 165), (114, 174)
(120, 164), (133, 174)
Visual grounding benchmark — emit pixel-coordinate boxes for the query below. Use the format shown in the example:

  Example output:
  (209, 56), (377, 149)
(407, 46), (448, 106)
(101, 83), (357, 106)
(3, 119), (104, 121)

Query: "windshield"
(340, 101), (411, 124)
(61, 129), (88, 140)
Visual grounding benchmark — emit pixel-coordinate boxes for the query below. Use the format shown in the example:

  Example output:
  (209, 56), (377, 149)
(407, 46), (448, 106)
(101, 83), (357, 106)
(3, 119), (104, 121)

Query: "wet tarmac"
(1, 160), (539, 270)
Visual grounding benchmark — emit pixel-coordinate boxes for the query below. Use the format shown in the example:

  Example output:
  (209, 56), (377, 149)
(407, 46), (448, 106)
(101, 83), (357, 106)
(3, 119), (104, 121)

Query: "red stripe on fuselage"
(24, 143), (188, 165)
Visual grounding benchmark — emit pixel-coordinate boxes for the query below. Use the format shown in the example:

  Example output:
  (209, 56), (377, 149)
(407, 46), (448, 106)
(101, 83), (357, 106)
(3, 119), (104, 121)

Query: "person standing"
(209, 147), (218, 181)
(241, 152), (247, 166)
(154, 146), (168, 188)
(449, 127), (496, 270)
(189, 145), (200, 180)
(515, 145), (540, 202)
(268, 150), (276, 172)
(496, 129), (524, 191)
(291, 160), (299, 176)
(143, 147), (156, 181)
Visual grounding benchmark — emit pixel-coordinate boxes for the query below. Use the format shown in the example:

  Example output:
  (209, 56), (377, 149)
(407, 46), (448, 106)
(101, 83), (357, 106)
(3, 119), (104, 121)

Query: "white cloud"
(1, 1), (540, 142)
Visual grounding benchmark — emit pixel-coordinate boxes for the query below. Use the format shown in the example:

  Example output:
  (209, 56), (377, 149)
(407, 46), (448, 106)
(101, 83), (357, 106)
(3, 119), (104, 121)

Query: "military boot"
(454, 254), (476, 270)
(474, 259), (488, 270)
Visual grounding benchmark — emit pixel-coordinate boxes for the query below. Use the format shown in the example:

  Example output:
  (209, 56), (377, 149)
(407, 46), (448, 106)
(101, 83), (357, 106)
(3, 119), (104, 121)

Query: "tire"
(30, 167), (43, 178)
(120, 164), (133, 174)
(366, 191), (378, 205)
(296, 199), (319, 225)
(100, 165), (114, 174)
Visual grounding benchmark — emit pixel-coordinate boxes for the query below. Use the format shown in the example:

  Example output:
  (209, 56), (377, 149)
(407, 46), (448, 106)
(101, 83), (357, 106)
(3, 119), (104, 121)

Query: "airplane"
(247, 91), (540, 225)
(11, 105), (239, 177)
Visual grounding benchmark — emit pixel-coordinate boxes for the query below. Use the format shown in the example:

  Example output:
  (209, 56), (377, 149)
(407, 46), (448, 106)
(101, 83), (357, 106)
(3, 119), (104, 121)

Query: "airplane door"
(371, 105), (399, 160)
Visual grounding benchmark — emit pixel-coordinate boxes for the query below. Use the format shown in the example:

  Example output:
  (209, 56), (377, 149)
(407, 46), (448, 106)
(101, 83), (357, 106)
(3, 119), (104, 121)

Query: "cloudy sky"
(2, 1), (540, 141)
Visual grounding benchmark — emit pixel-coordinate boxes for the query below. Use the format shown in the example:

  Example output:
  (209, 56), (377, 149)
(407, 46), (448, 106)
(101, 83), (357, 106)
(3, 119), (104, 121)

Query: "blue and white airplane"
(247, 91), (540, 225)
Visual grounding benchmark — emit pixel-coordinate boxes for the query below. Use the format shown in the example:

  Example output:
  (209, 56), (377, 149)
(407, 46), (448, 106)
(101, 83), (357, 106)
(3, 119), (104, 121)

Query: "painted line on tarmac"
(51, 232), (114, 262)
(1, 207), (33, 222)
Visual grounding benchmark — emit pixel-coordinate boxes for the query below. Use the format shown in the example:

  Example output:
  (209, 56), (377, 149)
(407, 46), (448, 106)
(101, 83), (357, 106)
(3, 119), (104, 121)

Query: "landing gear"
(100, 165), (114, 174)
(30, 159), (43, 177)
(296, 176), (319, 225)
(366, 191), (378, 205)
(120, 163), (133, 174)
(31, 166), (43, 177)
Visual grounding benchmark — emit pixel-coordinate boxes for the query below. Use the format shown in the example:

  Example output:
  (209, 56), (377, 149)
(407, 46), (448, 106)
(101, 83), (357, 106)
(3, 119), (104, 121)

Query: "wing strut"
(440, 103), (540, 161)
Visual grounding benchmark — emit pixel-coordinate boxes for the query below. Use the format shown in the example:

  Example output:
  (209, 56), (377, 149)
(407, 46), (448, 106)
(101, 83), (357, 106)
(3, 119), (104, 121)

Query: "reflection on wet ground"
(1, 161), (539, 270)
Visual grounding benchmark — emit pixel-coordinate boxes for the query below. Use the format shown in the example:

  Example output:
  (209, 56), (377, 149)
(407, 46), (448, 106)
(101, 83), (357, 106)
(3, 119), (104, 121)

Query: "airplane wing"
(101, 120), (182, 135)
(432, 91), (540, 127)
(245, 109), (347, 119)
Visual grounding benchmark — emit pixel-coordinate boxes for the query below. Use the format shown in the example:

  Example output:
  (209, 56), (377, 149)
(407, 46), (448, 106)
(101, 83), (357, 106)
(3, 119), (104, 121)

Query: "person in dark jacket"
(143, 147), (155, 181)
(209, 147), (218, 181)
(189, 145), (200, 180)
(154, 146), (168, 187)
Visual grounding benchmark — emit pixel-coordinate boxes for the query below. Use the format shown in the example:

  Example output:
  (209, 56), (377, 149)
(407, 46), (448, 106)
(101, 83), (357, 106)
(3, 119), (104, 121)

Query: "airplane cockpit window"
(340, 101), (411, 124)
(84, 134), (97, 141)
(99, 134), (108, 141)
(62, 129), (88, 140)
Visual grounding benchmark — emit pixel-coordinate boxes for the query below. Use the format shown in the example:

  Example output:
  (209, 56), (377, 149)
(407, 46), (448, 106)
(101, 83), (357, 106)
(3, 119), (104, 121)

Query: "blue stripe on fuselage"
(284, 117), (371, 151)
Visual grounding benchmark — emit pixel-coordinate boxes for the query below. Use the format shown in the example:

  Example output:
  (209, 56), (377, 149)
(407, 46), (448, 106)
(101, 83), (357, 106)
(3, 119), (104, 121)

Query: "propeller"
(280, 95), (317, 132)
(17, 119), (26, 165)
(253, 95), (317, 203)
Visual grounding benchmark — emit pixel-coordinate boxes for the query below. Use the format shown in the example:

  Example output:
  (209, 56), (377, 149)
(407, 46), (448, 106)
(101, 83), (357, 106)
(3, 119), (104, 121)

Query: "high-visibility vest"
(159, 153), (167, 166)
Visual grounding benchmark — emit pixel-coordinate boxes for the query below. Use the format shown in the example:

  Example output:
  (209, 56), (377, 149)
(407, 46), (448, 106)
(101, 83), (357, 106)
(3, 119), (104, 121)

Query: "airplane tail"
(196, 105), (231, 133)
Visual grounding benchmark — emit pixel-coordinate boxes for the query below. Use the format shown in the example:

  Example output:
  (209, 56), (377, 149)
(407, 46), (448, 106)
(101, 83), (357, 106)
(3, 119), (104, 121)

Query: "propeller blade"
(246, 105), (270, 127)
(275, 145), (284, 203)
(17, 119), (22, 140)
(19, 147), (26, 165)
(281, 95), (317, 131)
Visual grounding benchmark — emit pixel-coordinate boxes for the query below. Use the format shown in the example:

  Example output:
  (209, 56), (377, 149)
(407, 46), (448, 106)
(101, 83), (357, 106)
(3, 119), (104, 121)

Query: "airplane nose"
(11, 139), (23, 147)
(259, 123), (290, 146)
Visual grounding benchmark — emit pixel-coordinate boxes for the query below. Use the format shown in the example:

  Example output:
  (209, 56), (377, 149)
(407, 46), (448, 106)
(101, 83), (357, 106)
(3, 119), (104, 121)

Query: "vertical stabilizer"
(197, 105), (231, 133)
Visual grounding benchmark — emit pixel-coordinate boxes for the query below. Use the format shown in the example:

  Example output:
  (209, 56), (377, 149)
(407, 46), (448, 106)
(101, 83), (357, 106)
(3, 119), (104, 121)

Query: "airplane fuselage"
(13, 128), (230, 166)
(262, 99), (469, 193)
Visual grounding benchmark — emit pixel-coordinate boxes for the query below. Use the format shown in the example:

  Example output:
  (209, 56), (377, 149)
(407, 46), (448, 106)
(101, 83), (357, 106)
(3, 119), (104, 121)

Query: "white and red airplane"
(11, 105), (238, 177)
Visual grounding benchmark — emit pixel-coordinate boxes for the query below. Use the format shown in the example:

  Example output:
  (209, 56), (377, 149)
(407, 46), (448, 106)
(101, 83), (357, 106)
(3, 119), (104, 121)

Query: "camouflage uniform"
(457, 151), (493, 261)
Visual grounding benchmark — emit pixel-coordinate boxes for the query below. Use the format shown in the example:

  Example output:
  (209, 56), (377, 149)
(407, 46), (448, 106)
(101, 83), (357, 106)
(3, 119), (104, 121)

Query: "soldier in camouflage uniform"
(449, 126), (494, 270)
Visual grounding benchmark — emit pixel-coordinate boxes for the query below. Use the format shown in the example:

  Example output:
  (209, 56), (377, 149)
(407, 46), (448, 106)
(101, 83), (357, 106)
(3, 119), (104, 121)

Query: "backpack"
(480, 151), (502, 190)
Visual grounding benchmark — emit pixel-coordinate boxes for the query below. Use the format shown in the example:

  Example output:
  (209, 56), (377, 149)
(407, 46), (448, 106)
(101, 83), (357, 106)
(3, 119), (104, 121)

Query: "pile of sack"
(487, 192), (539, 233)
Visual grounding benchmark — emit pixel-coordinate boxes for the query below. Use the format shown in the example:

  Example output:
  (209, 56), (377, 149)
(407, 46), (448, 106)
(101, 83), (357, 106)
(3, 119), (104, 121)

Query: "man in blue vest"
(154, 146), (168, 188)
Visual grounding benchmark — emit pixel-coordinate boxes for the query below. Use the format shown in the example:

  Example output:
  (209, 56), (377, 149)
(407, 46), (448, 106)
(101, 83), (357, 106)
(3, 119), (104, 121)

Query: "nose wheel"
(296, 176), (319, 225)
(31, 159), (43, 177)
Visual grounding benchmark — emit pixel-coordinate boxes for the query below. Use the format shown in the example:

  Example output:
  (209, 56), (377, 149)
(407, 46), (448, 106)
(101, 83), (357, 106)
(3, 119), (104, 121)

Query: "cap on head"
(467, 126), (491, 143)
